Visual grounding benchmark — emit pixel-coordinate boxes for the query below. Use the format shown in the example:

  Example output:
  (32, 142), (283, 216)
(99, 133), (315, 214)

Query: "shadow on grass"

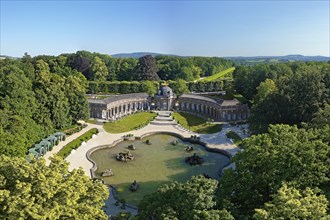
(194, 124), (222, 134)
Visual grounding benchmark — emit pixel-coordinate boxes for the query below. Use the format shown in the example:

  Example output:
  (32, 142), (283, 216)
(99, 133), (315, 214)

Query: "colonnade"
(89, 96), (249, 122)
(179, 102), (221, 120)
(178, 101), (248, 122)
(105, 101), (149, 121)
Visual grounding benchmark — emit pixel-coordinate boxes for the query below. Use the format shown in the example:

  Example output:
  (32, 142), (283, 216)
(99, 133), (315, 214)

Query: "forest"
(0, 57), (89, 157)
(0, 52), (329, 219)
(31, 51), (233, 82)
(233, 62), (330, 133)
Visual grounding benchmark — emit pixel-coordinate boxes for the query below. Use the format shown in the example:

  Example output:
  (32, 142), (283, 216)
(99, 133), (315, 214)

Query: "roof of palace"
(180, 94), (218, 104)
(180, 94), (242, 106)
(156, 86), (173, 97)
(88, 93), (149, 104)
(221, 99), (241, 106)
(87, 92), (243, 107)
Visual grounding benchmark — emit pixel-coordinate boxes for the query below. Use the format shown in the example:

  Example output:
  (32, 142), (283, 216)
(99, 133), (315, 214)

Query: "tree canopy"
(217, 124), (330, 217)
(172, 79), (189, 96)
(132, 55), (160, 81)
(0, 58), (89, 157)
(254, 184), (329, 220)
(138, 175), (234, 220)
(233, 62), (330, 133)
(0, 155), (109, 219)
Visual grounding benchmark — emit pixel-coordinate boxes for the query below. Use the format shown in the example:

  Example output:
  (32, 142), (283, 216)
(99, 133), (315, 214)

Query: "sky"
(1, 0), (329, 57)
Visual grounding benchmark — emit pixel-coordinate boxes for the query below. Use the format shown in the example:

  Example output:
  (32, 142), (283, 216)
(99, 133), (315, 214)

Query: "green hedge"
(57, 128), (99, 158)
(88, 80), (159, 94)
(88, 78), (234, 94)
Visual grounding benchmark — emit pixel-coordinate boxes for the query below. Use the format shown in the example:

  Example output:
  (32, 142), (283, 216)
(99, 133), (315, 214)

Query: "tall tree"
(91, 56), (108, 81)
(172, 79), (189, 97)
(218, 124), (330, 217)
(0, 155), (109, 219)
(133, 55), (160, 81)
(0, 64), (37, 118)
(138, 175), (234, 220)
(143, 81), (157, 97)
(253, 79), (276, 104)
(254, 184), (329, 220)
(310, 104), (330, 129)
(65, 74), (89, 123)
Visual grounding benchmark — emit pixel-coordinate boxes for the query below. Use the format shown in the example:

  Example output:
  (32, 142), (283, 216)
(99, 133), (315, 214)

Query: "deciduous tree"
(91, 56), (108, 82)
(172, 79), (189, 97)
(138, 175), (234, 220)
(0, 155), (109, 219)
(254, 184), (329, 220)
(133, 55), (160, 81)
(218, 124), (330, 217)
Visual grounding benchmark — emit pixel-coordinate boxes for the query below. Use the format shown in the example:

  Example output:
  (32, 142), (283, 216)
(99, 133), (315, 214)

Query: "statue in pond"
(116, 151), (134, 162)
(172, 140), (178, 145)
(185, 153), (204, 166)
(128, 144), (136, 150)
(145, 139), (152, 145)
(130, 180), (139, 192)
(185, 146), (194, 152)
(101, 168), (114, 177)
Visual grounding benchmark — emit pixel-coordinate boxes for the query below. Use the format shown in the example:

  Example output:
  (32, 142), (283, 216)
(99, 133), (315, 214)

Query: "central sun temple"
(88, 85), (249, 122)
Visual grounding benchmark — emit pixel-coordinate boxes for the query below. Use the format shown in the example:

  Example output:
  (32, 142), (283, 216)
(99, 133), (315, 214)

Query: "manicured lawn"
(103, 112), (157, 133)
(172, 112), (222, 134)
(200, 67), (235, 82)
(57, 128), (99, 158)
(86, 119), (98, 124)
(226, 131), (242, 145)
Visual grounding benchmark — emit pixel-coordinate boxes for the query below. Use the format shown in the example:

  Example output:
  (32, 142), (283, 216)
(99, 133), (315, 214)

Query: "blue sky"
(1, 1), (329, 57)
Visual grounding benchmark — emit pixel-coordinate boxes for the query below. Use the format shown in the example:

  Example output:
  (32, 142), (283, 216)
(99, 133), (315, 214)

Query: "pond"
(90, 134), (230, 205)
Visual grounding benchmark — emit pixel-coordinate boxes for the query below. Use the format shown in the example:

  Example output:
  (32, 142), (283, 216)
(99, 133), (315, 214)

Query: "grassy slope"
(172, 112), (222, 134)
(200, 67), (235, 82)
(103, 112), (156, 133)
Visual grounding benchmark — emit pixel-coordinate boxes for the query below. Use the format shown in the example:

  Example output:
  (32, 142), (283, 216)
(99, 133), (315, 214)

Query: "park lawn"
(86, 119), (98, 124)
(172, 112), (222, 134)
(103, 112), (156, 133)
(57, 128), (99, 158)
(200, 67), (235, 82)
(226, 131), (242, 145)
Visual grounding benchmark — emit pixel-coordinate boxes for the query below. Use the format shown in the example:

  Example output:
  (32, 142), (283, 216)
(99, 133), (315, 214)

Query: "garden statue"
(116, 151), (134, 162)
(185, 153), (204, 166)
(130, 180), (139, 192)
(101, 169), (114, 177)
(128, 144), (136, 150)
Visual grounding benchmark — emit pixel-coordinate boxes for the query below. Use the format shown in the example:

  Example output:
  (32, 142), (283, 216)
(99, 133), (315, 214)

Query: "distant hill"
(225, 54), (329, 65)
(0, 55), (19, 60)
(112, 53), (329, 63)
(1, 53), (329, 63)
(111, 52), (180, 58)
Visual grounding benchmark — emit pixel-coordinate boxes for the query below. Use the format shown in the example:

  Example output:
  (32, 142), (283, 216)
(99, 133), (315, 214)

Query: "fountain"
(185, 153), (204, 166)
(101, 169), (114, 177)
(130, 180), (139, 192)
(116, 151), (134, 162)
(90, 133), (230, 205)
